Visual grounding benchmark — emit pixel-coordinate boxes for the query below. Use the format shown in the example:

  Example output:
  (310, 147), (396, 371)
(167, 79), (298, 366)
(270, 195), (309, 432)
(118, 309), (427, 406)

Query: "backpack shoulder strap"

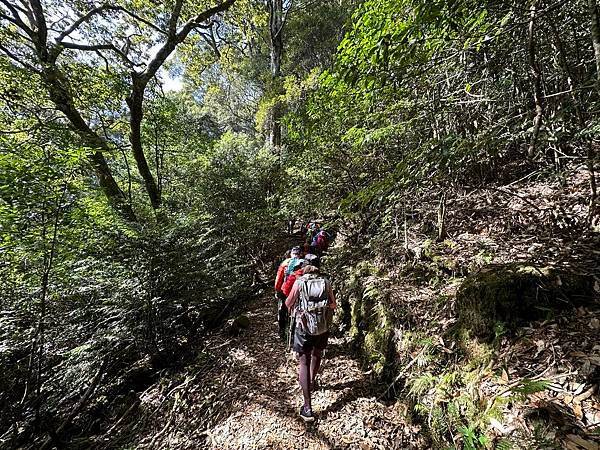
(297, 275), (314, 310)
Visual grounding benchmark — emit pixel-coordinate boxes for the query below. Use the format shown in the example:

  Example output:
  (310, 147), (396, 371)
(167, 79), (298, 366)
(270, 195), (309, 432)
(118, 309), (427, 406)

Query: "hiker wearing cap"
(285, 264), (336, 422)
(304, 253), (319, 267)
(281, 258), (307, 298)
(274, 246), (304, 339)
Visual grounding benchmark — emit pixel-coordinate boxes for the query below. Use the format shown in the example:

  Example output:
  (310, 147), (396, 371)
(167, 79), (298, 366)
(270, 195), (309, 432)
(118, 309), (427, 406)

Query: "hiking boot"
(299, 406), (315, 423)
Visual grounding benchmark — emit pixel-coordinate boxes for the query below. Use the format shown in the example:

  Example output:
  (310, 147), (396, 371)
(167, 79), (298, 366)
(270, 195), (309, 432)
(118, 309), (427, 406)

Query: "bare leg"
(298, 352), (312, 410)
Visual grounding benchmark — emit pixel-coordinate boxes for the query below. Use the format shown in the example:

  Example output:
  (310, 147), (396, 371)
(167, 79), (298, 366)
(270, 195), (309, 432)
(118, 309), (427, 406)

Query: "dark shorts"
(293, 328), (329, 354)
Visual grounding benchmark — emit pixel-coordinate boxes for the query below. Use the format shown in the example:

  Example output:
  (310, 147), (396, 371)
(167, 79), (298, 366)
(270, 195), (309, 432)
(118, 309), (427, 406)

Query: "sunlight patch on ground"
(203, 296), (419, 449)
(229, 347), (255, 364)
(207, 403), (326, 449)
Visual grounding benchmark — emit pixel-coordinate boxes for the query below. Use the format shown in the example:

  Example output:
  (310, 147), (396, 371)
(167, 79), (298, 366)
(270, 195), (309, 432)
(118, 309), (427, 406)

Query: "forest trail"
(202, 293), (420, 449)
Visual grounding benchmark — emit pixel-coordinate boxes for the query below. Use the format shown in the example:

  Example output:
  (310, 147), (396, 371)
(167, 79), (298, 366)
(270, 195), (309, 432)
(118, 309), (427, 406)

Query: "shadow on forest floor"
(99, 286), (423, 449)
(197, 294), (421, 449)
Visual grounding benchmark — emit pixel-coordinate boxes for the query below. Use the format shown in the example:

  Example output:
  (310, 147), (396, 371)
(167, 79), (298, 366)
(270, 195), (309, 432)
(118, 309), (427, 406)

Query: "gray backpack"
(297, 274), (333, 335)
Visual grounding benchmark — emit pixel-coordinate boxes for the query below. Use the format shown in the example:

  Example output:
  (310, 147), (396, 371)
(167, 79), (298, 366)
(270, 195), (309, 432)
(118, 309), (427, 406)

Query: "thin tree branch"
(16, 0), (35, 27)
(0, 42), (40, 73)
(60, 41), (138, 67)
(1, 0), (28, 16)
(200, 28), (221, 58)
(274, 0), (293, 40)
(177, 0), (236, 42)
(55, 5), (111, 42)
(168, 0), (184, 36)
(28, 0), (49, 53)
(56, 4), (168, 44)
(112, 5), (168, 36)
(0, 0), (35, 38)
(60, 42), (114, 51)
(144, 0), (236, 84)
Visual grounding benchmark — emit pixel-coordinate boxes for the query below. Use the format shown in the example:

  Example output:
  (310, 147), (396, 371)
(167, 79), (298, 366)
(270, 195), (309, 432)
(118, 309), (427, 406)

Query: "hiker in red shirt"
(281, 259), (306, 297)
(286, 264), (336, 422)
(274, 246), (303, 339)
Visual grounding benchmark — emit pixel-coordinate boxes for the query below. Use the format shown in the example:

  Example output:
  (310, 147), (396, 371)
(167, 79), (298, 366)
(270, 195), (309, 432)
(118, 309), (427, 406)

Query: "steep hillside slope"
(328, 163), (600, 448)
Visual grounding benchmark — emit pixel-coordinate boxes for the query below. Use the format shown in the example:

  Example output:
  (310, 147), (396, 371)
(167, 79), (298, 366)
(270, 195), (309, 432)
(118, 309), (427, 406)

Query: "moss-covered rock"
(333, 258), (398, 376)
(233, 314), (250, 329)
(228, 314), (250, 335)
(363, 302), (393, 375)
(345, 271), (394, 375)
(349, 293), (363, 339)
(457, 264), (595, 339)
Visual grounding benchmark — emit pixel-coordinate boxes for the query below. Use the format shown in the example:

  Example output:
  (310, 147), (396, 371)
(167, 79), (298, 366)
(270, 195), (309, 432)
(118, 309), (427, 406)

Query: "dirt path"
(203, 294), (420, 449)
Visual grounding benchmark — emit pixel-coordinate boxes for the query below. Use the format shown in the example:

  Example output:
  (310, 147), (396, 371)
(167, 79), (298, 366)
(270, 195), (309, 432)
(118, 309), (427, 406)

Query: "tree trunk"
(154, 123), (163, 199)
(270, 0), (283, 79)
(36, 182), (65, 426)
(43, 68), (137, 221)
(26, 0), (236, 218)
(588, 0), (599, 221)
(268, 0), (284, 151)
(127, 87), (161, 210)
(27, 0), (136, 221)
(527, 0), (544, 158)
(589, 0), (600, 82)
(403, 205), (409, 250)
(90, 151), (137, 220)
(549, 19), (581, 119)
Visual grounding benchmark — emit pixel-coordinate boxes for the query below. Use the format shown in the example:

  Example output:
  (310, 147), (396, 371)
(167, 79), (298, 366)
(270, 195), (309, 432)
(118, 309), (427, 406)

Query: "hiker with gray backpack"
(285, 264), (336, 422)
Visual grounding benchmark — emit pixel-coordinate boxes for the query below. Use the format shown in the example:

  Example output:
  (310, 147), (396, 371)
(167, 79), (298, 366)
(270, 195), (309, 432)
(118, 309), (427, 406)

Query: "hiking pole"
(318, 349), (327, 375)
(313, 348), (326, 389)
(287, 310), (295, 352)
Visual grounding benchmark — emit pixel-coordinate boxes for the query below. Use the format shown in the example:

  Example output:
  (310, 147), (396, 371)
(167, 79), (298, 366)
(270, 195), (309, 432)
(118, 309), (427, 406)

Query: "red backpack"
(282, 269), (303, 296)
(316, 232), (328, 251)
